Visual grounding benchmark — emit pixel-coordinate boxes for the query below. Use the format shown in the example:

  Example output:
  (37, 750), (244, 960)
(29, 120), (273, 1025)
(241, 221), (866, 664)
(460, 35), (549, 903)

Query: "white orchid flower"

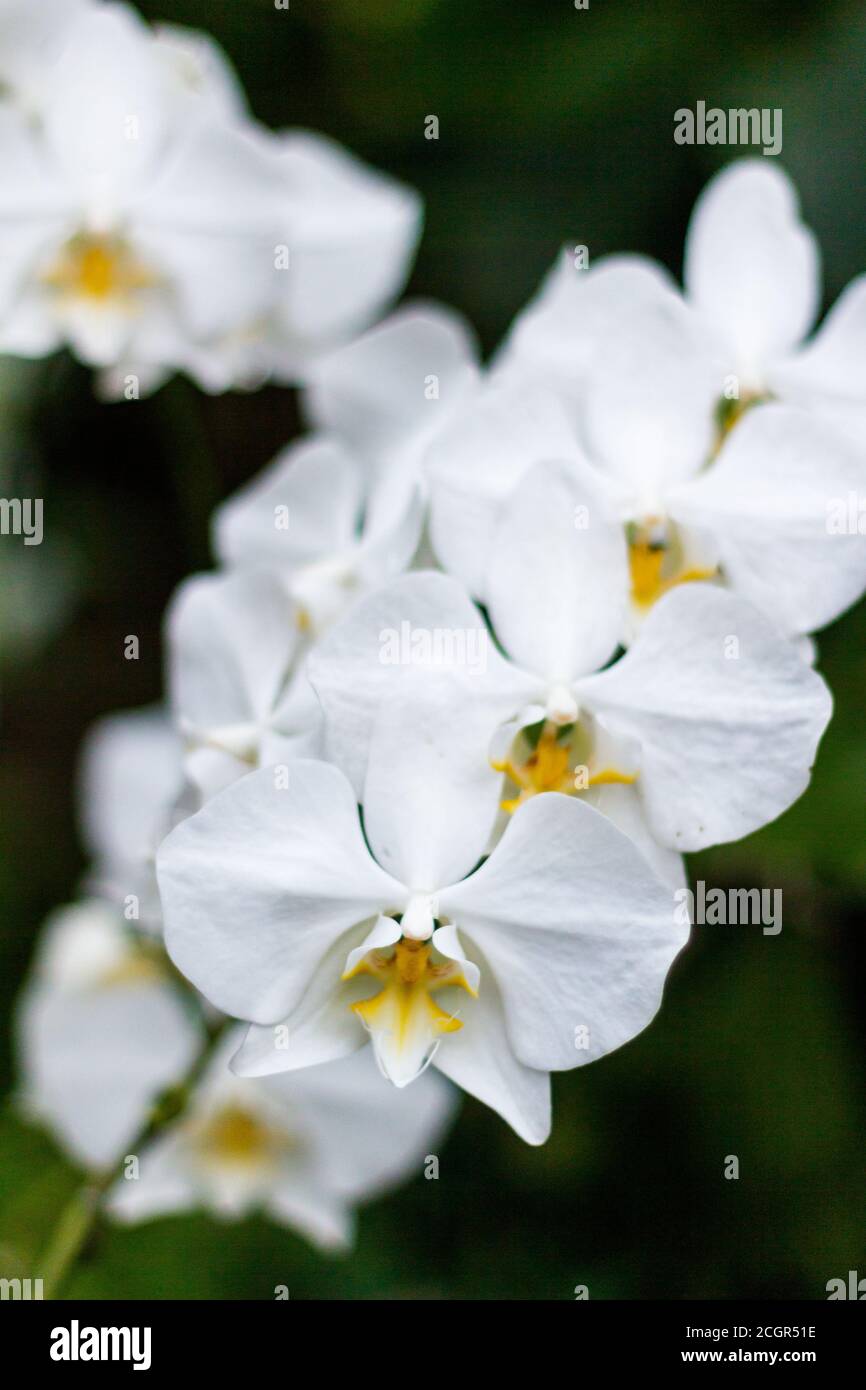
(208, 305), (478, 632)
(16, 899), (201, 1170)
(578, 299), (866, 638)
(499, 161), (866, 443)
(109, 1030), (456, 1252)
(212, 434), (423, 638)
(682, 161), (866, 439)
(78, 704), (184, 929)
(0, 4), (422, 398)
(157, 688), (685, 1146)
(427, 351), (866, 640)
(308, 562), (832, 869)
(166, 567), (322, 800)
(0, 5), (280, 385)
(120, 135), (427, 400)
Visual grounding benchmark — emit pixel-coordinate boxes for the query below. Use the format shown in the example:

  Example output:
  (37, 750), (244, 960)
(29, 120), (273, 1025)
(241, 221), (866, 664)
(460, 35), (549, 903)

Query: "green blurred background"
(1, 0), (865, 1299)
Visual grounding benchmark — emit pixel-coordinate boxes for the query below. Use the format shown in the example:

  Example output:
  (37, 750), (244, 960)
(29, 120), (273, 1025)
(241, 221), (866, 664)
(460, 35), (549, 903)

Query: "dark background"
(1, 0), (864, 1299)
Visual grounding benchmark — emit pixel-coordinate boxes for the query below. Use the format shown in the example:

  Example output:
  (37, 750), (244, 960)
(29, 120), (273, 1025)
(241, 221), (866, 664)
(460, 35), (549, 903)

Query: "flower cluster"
(0, 0), (419, 398)
(12, 2), (866, 1265)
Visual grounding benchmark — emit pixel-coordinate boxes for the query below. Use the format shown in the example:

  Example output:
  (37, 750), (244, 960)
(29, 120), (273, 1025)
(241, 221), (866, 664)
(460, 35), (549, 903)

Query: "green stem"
(39, 1013), (230, 1300)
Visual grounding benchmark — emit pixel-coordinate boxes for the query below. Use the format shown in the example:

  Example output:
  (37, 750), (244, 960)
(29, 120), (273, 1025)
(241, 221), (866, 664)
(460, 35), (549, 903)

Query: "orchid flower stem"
(39, 1012), (230, 1300)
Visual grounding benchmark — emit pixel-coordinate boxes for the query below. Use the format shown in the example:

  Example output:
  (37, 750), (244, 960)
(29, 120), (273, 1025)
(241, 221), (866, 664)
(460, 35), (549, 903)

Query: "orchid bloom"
(682, 160), (866, 442)
(78, 704), (184, 929)
(109, 1032), (456, 1251)
(16, 899), (201, 1169)
(0, 4), (422, 397)
(426, 361), (866, 640)
(500, 161), (866, 443)
(166, 567), (322, 800)
(308, 563), (832, 877)
(157, 687), (684, 1146)
(0, 5), (280, 386)
(212, 306), (479, 636)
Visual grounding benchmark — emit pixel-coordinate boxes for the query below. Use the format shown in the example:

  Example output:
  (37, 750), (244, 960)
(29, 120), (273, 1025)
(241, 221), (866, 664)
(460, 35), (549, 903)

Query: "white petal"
(425, 379), (581, 598)
(576, 584), (832, 849)
(582, 293), (722, 512)
(17, 976), (201, 1171)
(40, 6), (167, 209)
(439, 794), (685, 1073)
(265, 1181), (353, 1251)
(771, 273), (866, 427)
(361, 670), (506, 891)
(167, 568), (298, 738)
(432, 941), (551, 1145)
(307, 570), (540, 797)
(212, 435), (364, 571)
(108, 1128), (197, 1223)
(496, 251), (677, 414)
(667, 403), (866, 635)
(154, 23), (248, 122)
(158, 761), (405, 1023)
(585, 781), (687, 891)
(304, 302), (479, 468)
(484, 457), (628, 682)
(230, 924), (379, 1077)
(279, 1046), (457, 1200)
(78, 705), (181, 892)
(276, 130), (421, 344)
(684, 160), (820, 385)
(0, 107), (69, 319)
(0, 0), (91, 115)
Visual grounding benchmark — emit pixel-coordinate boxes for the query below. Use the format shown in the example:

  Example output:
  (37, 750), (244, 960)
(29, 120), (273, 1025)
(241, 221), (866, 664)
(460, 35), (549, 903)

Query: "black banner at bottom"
(2, 1298), (862, 1372)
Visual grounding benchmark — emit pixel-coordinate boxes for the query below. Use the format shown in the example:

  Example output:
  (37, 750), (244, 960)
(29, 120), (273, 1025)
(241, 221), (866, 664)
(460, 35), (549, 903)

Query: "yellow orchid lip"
(628, 519), (716, 611)
(344, 937), (477, 1087)
(193, 1103), (292, 1171)
(41, 233), (157, 306)
(493, 726), (637, 814)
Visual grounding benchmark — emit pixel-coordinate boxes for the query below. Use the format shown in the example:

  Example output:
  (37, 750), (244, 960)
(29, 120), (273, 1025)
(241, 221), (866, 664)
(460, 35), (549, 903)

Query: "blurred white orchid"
(0, 3), (422, 396)
(157, 687), (684, 1146)
(212, 306), (479, 635)
(500, 161), (866, 443)
(109, 1029), (456, 1251)
(16, 899), (201, 1169)
(166, 567), (322, 800)
(78, 704), (184, 928)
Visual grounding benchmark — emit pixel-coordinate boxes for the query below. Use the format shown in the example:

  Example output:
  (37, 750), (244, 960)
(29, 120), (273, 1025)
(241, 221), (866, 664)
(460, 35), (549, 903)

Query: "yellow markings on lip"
(494, 730), (574, 812)
(344, 937), (475, 1050)
(714, 390), (770, 448)
(586, 768), (637, 787)
(494, 728), (636, 814)
(195, 1104), (288, 1169)
(97, 952), (167, 989)
(628, 526), (716, 611)
(42, 234), (157, 304)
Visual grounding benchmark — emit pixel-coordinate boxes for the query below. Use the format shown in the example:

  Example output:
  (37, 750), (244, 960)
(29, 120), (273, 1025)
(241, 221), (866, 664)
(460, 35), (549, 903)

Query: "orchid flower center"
(494, 721), (637, 814)
(194, 1103), (289, 1171)
(41, 233), (156, 305)
(289, 555), (358, 635)
(627, 517), (716, 611)
(96, 938), (169, 990)
(343, 937), (476, 1088)
(714, 389), (770, 449)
